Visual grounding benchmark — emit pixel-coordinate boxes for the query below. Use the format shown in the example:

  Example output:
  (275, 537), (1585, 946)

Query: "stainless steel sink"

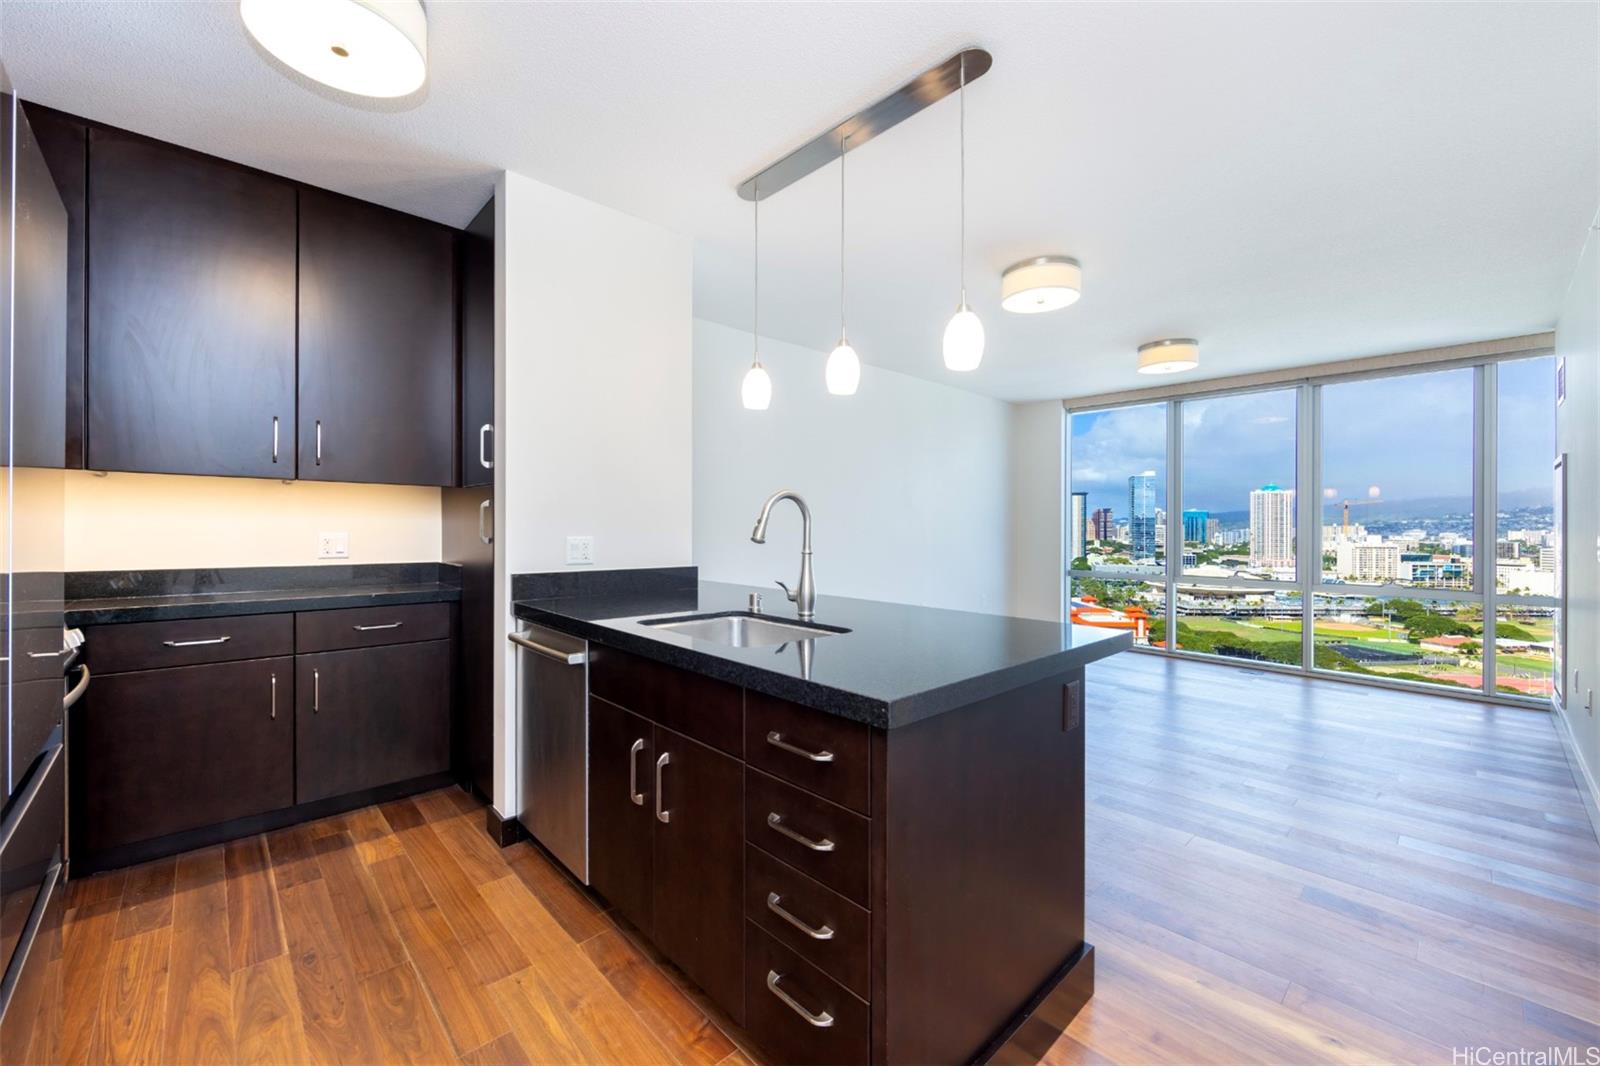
(639, 611), (849, 647)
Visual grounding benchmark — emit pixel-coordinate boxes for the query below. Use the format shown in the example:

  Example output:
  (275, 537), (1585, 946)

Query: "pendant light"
(741, 183), (773, 410)
(240, 0), (427, 98)
(825, 133), (862, 396)
(942, 53), (985, 372)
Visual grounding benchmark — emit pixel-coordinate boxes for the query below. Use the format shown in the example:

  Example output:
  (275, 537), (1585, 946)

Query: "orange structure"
(1070, 595), (1149, 642)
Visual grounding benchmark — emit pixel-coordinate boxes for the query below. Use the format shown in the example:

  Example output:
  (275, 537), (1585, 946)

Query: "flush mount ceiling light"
(1001, 256), (1082, 314)
(1137, 338), (1200, 375)
(240, 0), (427, 98)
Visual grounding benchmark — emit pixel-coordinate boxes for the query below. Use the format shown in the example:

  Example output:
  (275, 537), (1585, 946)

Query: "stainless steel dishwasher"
(509, 625), (589, 882)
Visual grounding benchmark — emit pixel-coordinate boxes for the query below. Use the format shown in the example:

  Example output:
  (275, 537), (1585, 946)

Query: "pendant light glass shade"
(742, 361), (773, 409)
(826, 342), (861, 395)
(240, 0), (427, 98)
(943, 305), (986, 372)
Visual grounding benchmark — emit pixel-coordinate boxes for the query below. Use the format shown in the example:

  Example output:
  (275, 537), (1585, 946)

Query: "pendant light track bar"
(736, 48), (992, 202)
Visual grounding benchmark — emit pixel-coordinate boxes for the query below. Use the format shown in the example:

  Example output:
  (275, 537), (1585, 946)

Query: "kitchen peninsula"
(513, 579), (1130, 1065)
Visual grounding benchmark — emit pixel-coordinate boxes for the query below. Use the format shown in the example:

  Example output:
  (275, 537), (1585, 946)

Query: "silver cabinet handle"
(628, 739), (646, 806)
(63, 665), (90, 711)
(766, 892), (834, 940)
(766, 731), (834, 763)
(655, 752), (672, 823)
(765, 971), (834, 1028)
(478, 498), (493, 545)
(353, 622), (403, 632)
(272, 416), (279, 463)
(313, 668), (320, 713)
(767, 812), (834, 852)
(162, 636), (231, 648)
(507, 632), (587, 665)
(27, 648), (65, 659)
(270, 672), (277, 720)
(315, 420), (323, 465)
(479, 423), (494, 469)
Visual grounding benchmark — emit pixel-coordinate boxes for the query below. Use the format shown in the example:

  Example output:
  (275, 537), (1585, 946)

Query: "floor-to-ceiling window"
(1066, 349), (1557, 705)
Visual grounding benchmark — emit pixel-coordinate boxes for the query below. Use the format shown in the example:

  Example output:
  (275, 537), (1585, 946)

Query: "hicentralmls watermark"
(1453, 1048), (1600, 1066)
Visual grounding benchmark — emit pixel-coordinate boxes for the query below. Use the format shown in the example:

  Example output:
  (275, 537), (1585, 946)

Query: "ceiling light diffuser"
(240, 0), (427, 98)
(1136, 338), (1200, 375)
(1001, 256), (1082, 313)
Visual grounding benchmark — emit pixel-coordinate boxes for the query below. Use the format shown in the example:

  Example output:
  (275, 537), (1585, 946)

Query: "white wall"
(1008, 402), (1067, 621)
(1553, 219), (1600, 828)
(693, 319), (1012, 615)
(493, 171), (694, 816)
(61, 471), (441, 570)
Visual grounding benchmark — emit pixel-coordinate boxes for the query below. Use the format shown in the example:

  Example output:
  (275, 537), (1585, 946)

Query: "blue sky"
(1069, 357), (1554, 519)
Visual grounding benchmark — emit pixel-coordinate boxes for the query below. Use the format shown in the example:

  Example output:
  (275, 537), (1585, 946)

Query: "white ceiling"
(5, 1), (1596, 402)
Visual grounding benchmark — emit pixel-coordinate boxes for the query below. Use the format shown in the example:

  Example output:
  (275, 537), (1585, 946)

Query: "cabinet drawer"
(0, 739), (64, 902)
(746, 769), (869, 906)
(745, 692), (869, 814)
(85, 613), (292, 673)
(589, 645), (742, 757)
(746, 845), (869, 1000)
(745, 922), (869, 1066)
(74, 658), (294, 854)
(294, 602), (449, 653)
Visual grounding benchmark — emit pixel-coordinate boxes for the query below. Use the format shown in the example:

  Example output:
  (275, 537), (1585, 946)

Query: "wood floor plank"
(392, 816), (529, 984)
(226, 834), (286, 971)
(112, 855), (176, 940)
(368, 853), (512, 1056)
(459, 1030), (536, 1066)
(264, 821), (326, 890)
(505, 839), (611, 945)
(278, 877), (383, 1065)
(59, 893), (125, 1066)
(232, 955), (315, 1066)
(581, 925), (737, 1066)
(359, 962), (459, 1065)
(312, 829), (410, 978)
(163, 846), (236, 1064)
(95, 924), (173, 1065)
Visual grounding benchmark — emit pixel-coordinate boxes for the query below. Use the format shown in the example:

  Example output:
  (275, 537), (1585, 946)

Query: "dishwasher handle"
(509, 631), (587, 666)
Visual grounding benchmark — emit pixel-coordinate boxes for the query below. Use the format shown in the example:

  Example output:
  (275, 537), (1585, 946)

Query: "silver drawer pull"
(766, 971), (834, 1028)
(655, 752), (672, 823)
(270, 672), (277, 720)
(628, 739), (646, 806)
(163, 636), (231, 648)
(766, 892), (834, 940)
(27, 649), (65, 659)
(353, 622), (403, 632)
(766, 731), (834, 763)
(767, 812), (834, 852)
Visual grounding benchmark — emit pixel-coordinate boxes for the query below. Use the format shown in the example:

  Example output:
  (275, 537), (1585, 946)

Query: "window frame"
(1065, 348), (1558, 707)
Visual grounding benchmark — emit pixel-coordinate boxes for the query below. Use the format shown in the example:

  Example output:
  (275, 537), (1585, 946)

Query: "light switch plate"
(318, 531), (350, 559)
(566, 535), (595, 565)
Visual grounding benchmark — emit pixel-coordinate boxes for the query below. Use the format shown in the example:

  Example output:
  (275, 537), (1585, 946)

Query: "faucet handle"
(774, 580), (797, 604)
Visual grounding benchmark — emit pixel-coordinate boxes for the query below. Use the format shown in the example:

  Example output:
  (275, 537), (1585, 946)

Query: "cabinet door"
(86, 128), (296, 477)
(298, 188), (455, 486)
(587, 696), (654, 936)
(459, 198), (494, 488)
(74, 657), (294, 854)
(652, 724), (745, 1025)
(295, 640), (450, 804)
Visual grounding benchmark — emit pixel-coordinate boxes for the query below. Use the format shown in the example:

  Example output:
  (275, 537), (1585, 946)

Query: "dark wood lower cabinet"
(296, 640), (451, 804)
(746, 923), (870, 1066)
(651, 724), (745, 1025)
(588, 696), (655, 936)
(74, 656), (294, 853)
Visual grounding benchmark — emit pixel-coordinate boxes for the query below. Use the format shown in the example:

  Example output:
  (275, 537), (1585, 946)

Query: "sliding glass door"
(1065, 352), (1557, 705)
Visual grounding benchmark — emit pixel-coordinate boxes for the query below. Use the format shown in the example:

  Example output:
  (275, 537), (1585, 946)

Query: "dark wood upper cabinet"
(298, 188), (455, 487)
(459, 197), (494, 488)
(86, 127), (297, 478)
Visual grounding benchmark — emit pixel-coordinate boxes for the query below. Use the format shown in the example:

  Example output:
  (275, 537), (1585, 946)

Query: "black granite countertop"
(65, 563), (461, 625)
(513, 580), (1130, 729)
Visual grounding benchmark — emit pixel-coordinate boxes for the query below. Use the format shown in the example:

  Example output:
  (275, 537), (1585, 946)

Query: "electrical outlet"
(566, 535), (595, 565)
(317, 531), (350, 559)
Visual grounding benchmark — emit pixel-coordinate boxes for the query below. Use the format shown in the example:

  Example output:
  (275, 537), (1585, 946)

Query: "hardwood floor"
(53, 654), (1599, 1065)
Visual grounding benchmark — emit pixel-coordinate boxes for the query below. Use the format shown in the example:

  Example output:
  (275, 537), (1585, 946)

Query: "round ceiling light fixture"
(240, 0), (428, 98)
(1136, 338), (1200, 375)
(1000, 256), (1082, 314)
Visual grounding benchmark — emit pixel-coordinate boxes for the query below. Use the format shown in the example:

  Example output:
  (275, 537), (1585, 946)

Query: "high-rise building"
(1069, 492), (1088, 562)
(1336, 540), (1400, 582)
(1206, 517), (1222, 544)
(1249, 484), (1295, 569)
(1182, 509), (1209, 544)
(1128, 471), (1158, 560)
(1090, 508), (1114, 542)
